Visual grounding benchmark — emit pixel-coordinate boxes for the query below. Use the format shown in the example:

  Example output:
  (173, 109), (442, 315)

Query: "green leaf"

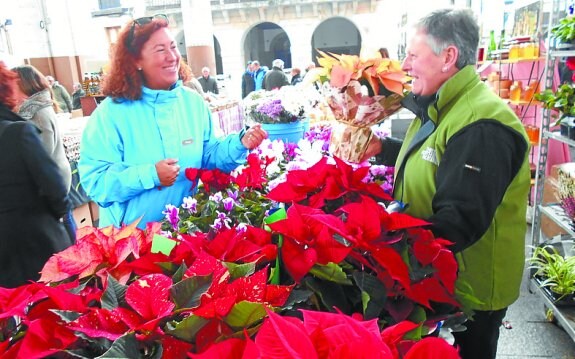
(281, 288), (313, 310)
(352, 272), (387, 320)
(165, 315), (209, 342)
(170, 274), (212, 309)
(223, 301), (267, 329)
(309, 262), (352, 285)
(51, 310), (82, 323)
(101, 274), (127, 310)
(96, 333), (147, 358)
(171, 262), (189, 284)
(223, 261), (256, 279)
(303, 277), (351, 313)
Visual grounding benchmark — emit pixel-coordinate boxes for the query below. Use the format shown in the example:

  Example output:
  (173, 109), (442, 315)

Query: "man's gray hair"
(415, 8), (479, 69)
(272, 59), (284, 69)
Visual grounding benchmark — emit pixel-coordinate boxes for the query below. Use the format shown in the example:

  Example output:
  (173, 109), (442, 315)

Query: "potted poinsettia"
(0, 130), (469, 357)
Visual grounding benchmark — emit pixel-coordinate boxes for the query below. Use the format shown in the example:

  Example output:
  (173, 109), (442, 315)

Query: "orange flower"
(314, 50), (410, 95)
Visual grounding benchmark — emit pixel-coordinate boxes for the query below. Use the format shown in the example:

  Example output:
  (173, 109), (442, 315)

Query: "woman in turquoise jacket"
(79, 14), (267, 229)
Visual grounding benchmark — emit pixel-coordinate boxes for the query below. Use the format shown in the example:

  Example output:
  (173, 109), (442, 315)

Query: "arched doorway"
(214, 36), (222, 75)
(311, 17), (361, 65)
(244, 22), (292, 69)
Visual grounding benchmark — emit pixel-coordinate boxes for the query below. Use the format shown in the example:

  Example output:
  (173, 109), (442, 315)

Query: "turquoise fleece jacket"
(79, 81), (247, 229)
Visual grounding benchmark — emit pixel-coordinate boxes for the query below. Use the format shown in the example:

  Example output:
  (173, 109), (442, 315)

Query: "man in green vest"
(364, 8), (530, 359)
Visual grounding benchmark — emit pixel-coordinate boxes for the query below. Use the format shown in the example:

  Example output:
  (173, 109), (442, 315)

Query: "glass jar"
(510, 81), (523, 102)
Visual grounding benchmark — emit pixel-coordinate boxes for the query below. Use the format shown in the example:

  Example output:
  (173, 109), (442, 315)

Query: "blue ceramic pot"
(261, 119), (309, 144)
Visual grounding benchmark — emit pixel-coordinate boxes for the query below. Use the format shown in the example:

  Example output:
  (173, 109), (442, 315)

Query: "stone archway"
(311, 17), (361, 65)
(214, 36), (222, 75)
(243, 22), (291, 70)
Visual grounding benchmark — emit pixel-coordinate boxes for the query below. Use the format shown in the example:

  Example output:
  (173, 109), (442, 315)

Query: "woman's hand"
(156, 158), (180, 187)
(241, 124), (268, 150)
(361, 135), (383, 162)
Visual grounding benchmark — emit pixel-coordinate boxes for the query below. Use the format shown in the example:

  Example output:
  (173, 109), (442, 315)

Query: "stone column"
(181, 0), (216, 77)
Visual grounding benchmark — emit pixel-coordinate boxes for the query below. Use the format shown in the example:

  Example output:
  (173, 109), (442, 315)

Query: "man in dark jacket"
(197, 67), (219, 94)
(241, 61), (255, 98)
(72, 83), (85, 110)
(264, 59), (289, 91)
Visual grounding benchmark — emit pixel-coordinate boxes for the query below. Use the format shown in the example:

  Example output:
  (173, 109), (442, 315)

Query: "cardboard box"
(72, 203), (92, 228)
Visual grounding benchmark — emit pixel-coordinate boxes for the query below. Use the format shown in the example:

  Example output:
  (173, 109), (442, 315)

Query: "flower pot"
(560, 117), (575, 140)
(261, 119), (309, 144)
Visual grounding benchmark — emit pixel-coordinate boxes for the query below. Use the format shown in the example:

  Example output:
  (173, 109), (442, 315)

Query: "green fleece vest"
(394, 66), (531, 311)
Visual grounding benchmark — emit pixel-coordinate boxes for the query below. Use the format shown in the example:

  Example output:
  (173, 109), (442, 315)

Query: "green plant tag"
(264, 207), (287, 285)
(151, 234), (177, 255)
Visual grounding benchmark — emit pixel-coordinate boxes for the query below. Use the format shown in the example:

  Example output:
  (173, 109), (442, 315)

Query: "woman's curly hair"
(0, 61), (20, 110)
(102, 16), (191, 101)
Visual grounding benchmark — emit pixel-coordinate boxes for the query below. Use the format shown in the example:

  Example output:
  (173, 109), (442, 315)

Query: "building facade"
(1, 0), (508, 99)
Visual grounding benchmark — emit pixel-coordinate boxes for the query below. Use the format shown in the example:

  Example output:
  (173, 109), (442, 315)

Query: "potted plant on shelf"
(535, 83), (575, 139)
(551, 15), (575, 48)
(528, 244), (575, 305)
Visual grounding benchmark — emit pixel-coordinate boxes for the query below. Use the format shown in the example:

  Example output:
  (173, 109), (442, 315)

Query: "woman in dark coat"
(0, 61), (72, 288)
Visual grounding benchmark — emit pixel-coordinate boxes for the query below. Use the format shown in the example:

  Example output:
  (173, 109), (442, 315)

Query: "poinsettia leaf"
(17, 317), (77, 358)
(171, 262), (188, 284)
(385, 213), (430, 231)
(171, 274), (212, 310)
(255, 309), (318, 359)
(69, 308), (132, 341)
(51, 310), (82, 323)
(101, 274), (127, 310)
(223, 261), (256, 280)
(223, 301), (267, 329)
(188, 337), (250, 359)
(281, 288), (313, 310)
(352, 271), (387, 320)
(433, 249), (458, 294)
(381, 320), (421, 348)
(403, 337), (460, 359)
(371, 246), (411, 290)
(309, 262), (352, 285)
(96, 333), (150, 358)
(125, 274), (175, 320)
(303, 277), (351, 313)
(164, 314), (209, 342)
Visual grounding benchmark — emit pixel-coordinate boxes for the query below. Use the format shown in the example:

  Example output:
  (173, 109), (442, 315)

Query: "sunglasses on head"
(125, 14), (169, 50)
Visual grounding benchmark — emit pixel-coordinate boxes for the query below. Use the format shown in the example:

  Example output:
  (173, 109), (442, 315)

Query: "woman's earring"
(442, 66), (448, 73)
(137, 67), (142, 71)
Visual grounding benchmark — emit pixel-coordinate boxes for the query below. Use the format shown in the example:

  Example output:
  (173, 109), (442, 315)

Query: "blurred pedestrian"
(46, 75), (72, 113)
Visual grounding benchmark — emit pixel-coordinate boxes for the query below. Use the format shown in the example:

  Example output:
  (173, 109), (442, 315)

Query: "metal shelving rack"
(529, 0), (575, 342)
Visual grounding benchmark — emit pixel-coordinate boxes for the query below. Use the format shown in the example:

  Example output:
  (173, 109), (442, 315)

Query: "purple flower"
(162, 204), (179, 230)
(212, 211), (232, 231)
(227, 189), (239, 200)
(223, 197), (235, 212)
(209, 192), (223, 203)
(182, 196), (198, 213)
(257, 99), (284, 119)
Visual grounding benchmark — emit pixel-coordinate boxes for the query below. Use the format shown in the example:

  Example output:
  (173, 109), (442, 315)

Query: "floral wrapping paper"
(325, 80), (404, 162)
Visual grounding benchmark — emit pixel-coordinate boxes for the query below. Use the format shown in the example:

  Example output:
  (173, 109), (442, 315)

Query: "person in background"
(252, 60), (266, 90)
(290, 67), (302, 86)
(79, 14), (267, 230)
(264, 58), (289, 91)
(363, 8), (530, 359)
(71, 82), (85, 110)
(46, 75), (73, 113)
(241, 61), (255, 98)
(378, 47), (390, 59)
(12, 65), (77, 243)
(184, 75), (210, 102)
(197, 66), (218, 94)
(0, 61), (72, 287)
